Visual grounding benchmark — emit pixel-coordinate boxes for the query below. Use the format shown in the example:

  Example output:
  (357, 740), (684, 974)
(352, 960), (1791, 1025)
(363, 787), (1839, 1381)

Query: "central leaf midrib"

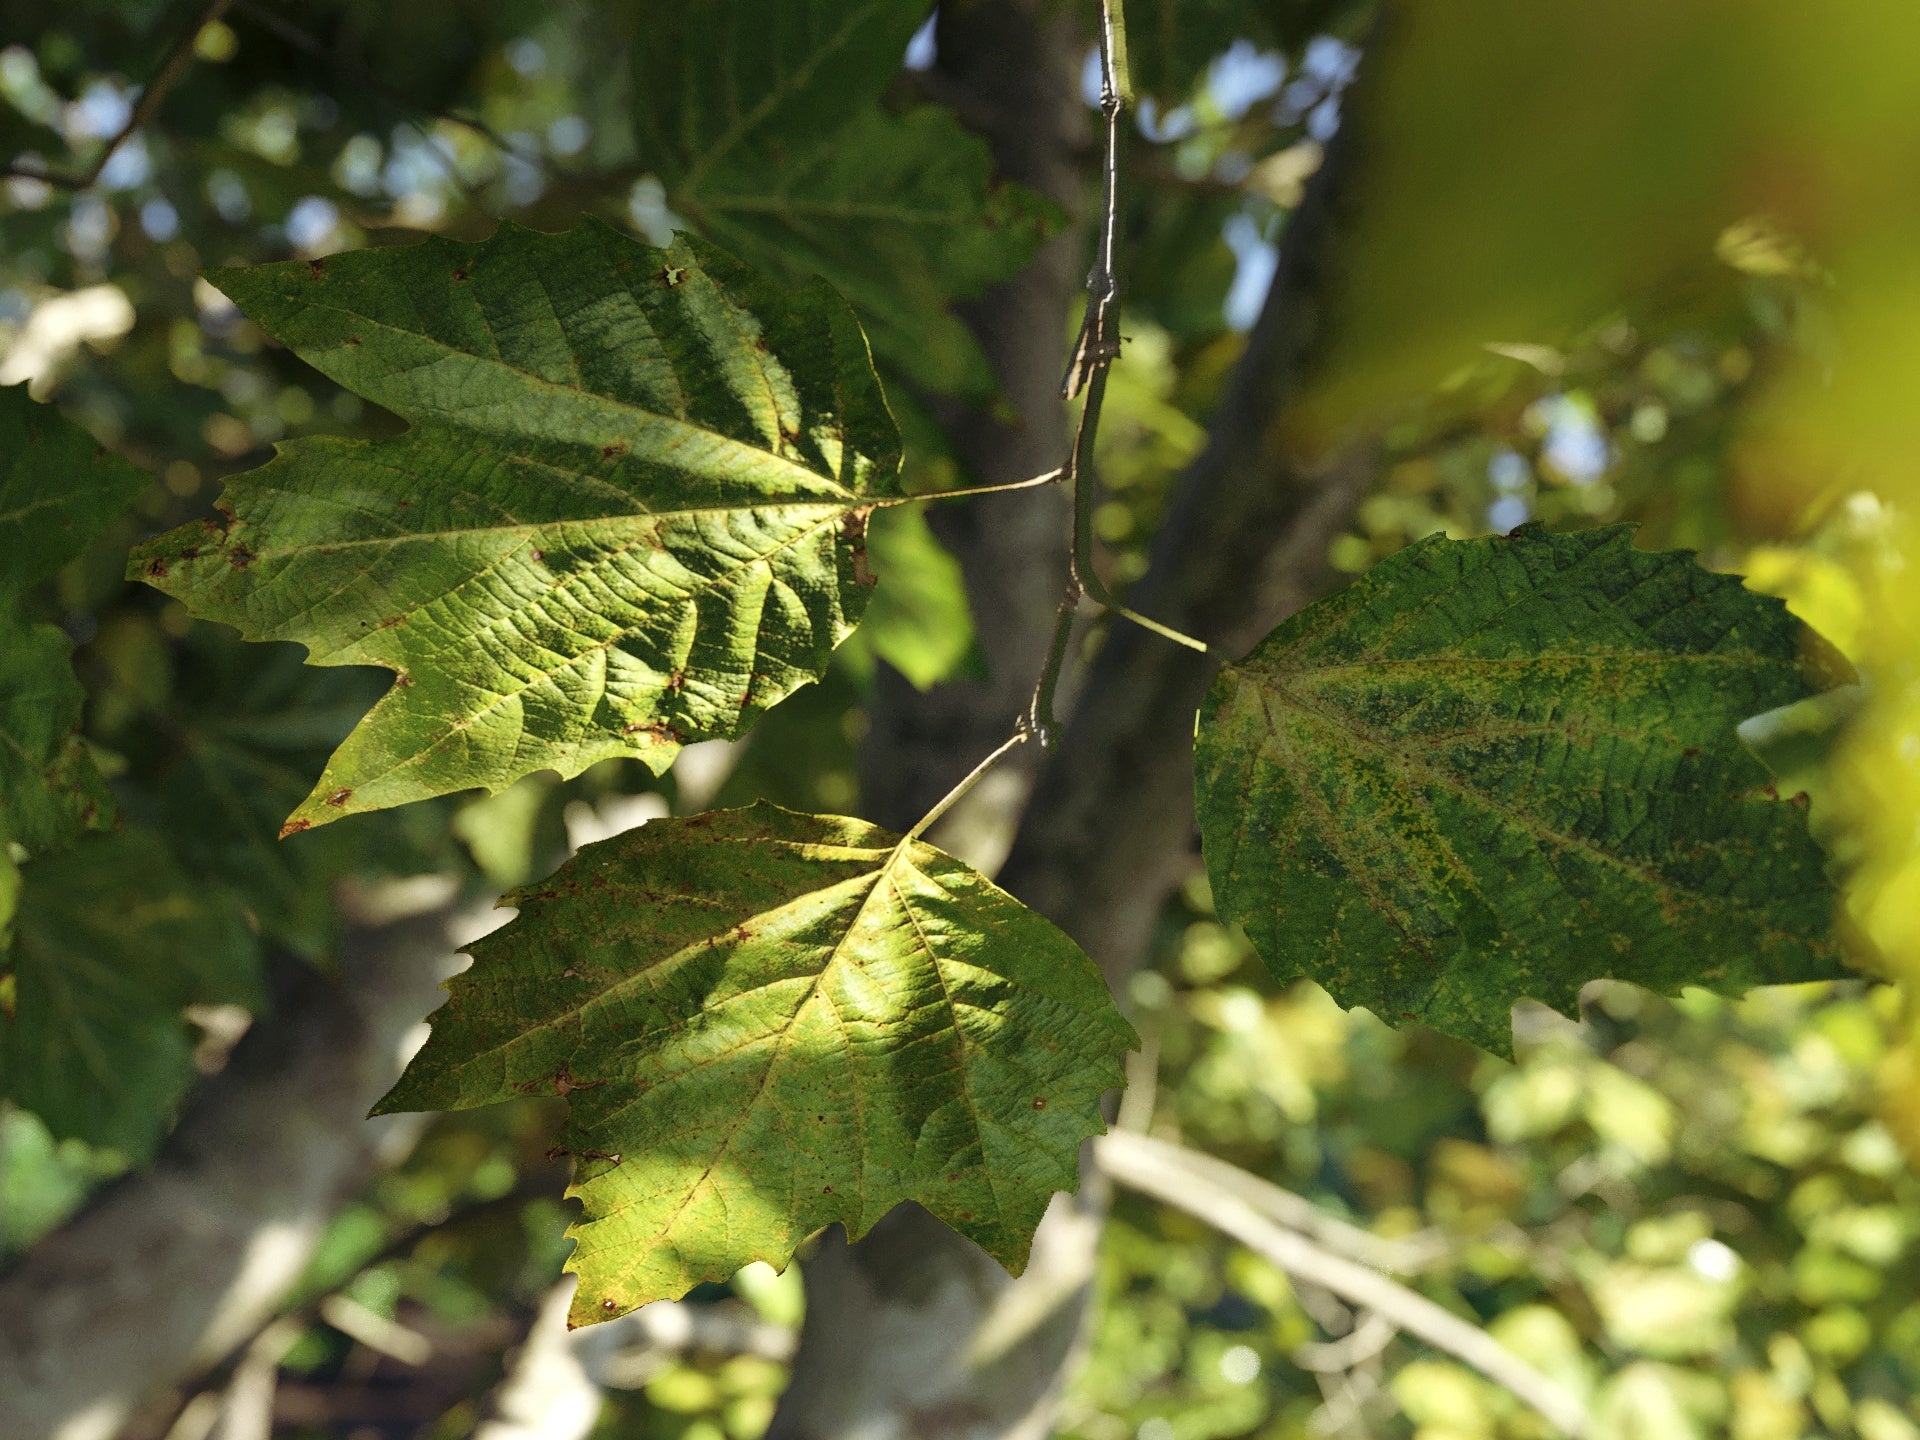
(1256, 676), (1822, 928)
(290, 299), (884, 507)
(675, 0), (896, 195)
(242, 497), (867, 560)
(592, 852), (911, 1242)
(333, 506), (854, 793)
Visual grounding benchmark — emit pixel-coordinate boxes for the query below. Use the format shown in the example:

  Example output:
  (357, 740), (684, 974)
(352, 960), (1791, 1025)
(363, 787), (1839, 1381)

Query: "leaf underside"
(378, 802), (1136, 1326)
(1196, 524), (1848, 1056)
(131, 223), (903, 831)
(632, 0), (1059, 398)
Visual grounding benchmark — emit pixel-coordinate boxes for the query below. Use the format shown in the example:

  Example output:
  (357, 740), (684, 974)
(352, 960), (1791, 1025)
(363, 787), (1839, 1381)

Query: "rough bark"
(0, 882), (477, 1440)
(770, 45), (1371, 1440)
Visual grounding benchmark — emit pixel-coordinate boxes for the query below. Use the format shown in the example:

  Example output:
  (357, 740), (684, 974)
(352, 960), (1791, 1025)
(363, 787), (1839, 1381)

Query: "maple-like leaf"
(379, 802), (1136, 1325)
(132, 224), (903, 831)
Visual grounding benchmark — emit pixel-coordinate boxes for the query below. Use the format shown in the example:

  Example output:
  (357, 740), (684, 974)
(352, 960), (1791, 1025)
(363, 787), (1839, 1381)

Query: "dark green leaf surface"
(131, 224), (903, 832)
(0, 619), (115, 856)
(149, 637), (459, 959)
(2, 830), (259, 1157)
(1196, 525), (1847, 1055)
(379, 802), (1135, 1325)
(0, 383), (148, 602)
(632, 0), (1058, 397)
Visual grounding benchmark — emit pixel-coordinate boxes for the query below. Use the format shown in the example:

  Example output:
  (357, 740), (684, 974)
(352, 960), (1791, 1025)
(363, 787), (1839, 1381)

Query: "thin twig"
(6, 0), (236, 189)
(898, 0), (1200, 842)
(231, 0), (539, 166)
(1094, 1132), (1588, 1438)
(1057, 1), (1207, 653)
(901, 730), (1032, 845)
(1294, 1309), (1396, 1373)
(1025, 593), (1079, 742)
(1097, 1131), (1445, 1276)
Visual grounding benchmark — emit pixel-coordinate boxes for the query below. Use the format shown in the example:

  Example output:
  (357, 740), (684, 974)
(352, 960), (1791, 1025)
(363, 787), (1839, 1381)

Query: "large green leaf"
(1195, 524), (1847, 1055)
(0, 619), (115, 856)
(2, 829), (259, 1157)
(378, 801), (1135, 1325)
(0, 382), (148, 603)
(632, 0), (1058, 398)
(131, 224), (904, 833)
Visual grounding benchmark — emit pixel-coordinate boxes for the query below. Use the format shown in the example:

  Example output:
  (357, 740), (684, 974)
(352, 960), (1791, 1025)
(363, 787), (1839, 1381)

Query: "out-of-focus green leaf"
(0, 848), (18, 946)
(149, 637), (458, 960)
(843, 503), (977, 691)
(1196, 524), (1847, 1055)
(1122, 0), (1364, 102)
(2, 829), (259, 1158)
(379, 801), (1135, 1325)
(631, 0), (1059, 398)
(0, 383), (148, 602)
(0, 619), (115, 857)
(131, 224), (903, 833)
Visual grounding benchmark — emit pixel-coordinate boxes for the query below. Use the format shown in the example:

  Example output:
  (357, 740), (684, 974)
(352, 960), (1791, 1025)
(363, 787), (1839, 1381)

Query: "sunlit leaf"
(131, 223), (904, 832)
(2, 830), (259, 1158)
(1196, 524), (1848, 1054)
(632, 0), (1058, 397)
(378, 801), (1135, 1324)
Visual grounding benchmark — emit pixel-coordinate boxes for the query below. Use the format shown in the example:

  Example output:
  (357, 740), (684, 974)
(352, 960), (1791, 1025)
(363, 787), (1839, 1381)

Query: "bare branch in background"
(5, 0), (236, 189)
(1095, 1132), (1590, 1438)
(1094, 1131), (1448, 1277)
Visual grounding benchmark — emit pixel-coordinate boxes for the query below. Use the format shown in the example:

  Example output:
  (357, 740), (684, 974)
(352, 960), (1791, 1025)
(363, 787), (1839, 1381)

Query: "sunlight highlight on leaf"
(378, 802), (1135, 1325)
(131, 224), (904, 831)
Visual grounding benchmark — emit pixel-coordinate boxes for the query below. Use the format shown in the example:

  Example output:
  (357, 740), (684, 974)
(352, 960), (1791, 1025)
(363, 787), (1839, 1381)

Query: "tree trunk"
(770, 14), (1371, 1437)
(0, 883), (481, 1440)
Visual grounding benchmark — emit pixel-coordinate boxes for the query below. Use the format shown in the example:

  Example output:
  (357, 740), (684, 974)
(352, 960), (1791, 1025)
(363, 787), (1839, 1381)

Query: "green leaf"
(1121, 1), (1364, 102)
(378, 801), (1135, 1325)
(2, 829), (259, 1158)
(843, 502), (978, 691)
(1195, 524), (1848, 1055)
(130, 224), (904, 832)
(0, 382), (149, 602)
(0, 619), (116, 856)
(632, 0), (1059, 398)
(149, 636), (460, 959)
(0, 849), (17, 949)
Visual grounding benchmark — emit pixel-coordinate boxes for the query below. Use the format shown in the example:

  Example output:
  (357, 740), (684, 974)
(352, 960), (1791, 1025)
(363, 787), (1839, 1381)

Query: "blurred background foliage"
(3, 0), (1920, 1437)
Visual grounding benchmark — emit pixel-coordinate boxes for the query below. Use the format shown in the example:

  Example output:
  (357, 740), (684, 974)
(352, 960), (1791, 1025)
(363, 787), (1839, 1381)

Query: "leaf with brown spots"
(129, 224), (904, 832)
(1195, 524), (1851, 1056)
(376, 802), (1135, 1325)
